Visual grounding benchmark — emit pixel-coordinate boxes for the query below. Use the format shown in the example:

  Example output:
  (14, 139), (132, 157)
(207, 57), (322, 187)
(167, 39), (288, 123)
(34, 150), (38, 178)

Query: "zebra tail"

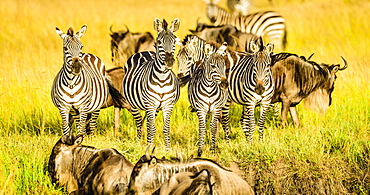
(106, 77), (131, 111)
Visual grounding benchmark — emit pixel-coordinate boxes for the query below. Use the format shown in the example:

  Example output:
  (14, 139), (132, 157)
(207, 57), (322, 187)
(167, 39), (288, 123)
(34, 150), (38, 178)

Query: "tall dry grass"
(0, 0), (369, 194)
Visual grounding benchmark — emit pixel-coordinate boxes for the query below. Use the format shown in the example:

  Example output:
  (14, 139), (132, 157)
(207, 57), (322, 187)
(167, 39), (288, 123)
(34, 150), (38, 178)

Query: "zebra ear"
(205, 44), (213, 56)
(76, 25), (87, 39)
(250, 41), (260, 53)
(170, 18), (180, 32)
(56, 27), (66, 39)
(74, 135), (83, 146)
(154, 18), (163, 32)
(265, 42), (274, 53)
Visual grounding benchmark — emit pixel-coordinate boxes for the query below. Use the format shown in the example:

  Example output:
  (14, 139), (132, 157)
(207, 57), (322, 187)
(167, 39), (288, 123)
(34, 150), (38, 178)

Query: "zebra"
(205, 0), (287, 50)
(122, 18), (180, 149)
(227, 0), (253, 16)
(225, 38), (274, 141)
(52, 25), (119, 142)
(188, 43), (229, 157)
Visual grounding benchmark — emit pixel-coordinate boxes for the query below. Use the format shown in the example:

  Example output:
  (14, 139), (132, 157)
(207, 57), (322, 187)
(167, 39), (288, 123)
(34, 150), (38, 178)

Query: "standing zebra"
(226, 38), (274, 141)
(188, 43), (229, 157)
(122, 18), (180, 148)
(227, 0), (253, 16)
(205, 0), (287, 50)
(52, 25), (120, 142)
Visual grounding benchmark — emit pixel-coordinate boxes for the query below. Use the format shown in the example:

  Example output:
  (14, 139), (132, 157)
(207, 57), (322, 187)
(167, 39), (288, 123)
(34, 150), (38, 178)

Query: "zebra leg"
(131, 108), (143, 140)
(77, 111), (88, 136)
(221, 99), (232, 140)
(241, 105), (255, 142)
(86, 110), (100, 136)
(258, 103), (271, 141)
(60, 110), (73, 143)
(162, 107), (174, 149)
(210, 109), (221, 153)
(146, 109), (157, 146)
(197, 110), (207, 157)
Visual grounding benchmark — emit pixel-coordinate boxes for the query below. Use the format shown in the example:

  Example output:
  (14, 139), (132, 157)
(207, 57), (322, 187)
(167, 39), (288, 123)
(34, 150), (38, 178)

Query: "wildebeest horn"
(145, 146), (151, 160)
(307, 53), (315, 60)
(110, 25), (114, 33)
(124, 24), (129, 33)
(339, 56), (348, 70)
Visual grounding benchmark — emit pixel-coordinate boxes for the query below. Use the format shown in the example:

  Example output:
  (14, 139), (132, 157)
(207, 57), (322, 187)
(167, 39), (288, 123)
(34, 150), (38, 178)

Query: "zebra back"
(205, 0), (287, 49)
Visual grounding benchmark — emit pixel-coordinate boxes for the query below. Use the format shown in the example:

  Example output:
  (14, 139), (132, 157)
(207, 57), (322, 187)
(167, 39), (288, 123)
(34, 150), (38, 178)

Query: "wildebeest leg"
(162, 106), (174, 149)
(221, 99), (232, 140)
(131, 108), (143, 140)
(114, 107), (121, 136)
(197, 110), (207, 157)
(281, 100), (291, 128)
(289, 106), (300, 127)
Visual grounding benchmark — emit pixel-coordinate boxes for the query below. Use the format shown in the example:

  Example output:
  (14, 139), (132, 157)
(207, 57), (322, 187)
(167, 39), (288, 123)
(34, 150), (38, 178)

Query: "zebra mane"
(162, 19), (168, 30)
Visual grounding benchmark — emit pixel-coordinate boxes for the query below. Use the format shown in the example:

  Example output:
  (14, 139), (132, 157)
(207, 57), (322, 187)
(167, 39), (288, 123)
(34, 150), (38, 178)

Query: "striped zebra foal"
(51, 25), (109, 141)
(188, 43), (229, 157)
(205, 0), (287, 50)
(122, 18), (180, 148)
(226, 38), (274, 142)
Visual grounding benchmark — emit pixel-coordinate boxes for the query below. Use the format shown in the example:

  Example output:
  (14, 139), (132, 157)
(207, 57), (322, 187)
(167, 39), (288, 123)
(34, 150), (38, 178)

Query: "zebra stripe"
(122, 18), (180, 148)
(51, 25), (108, 140)
(205, 0), (287, 49)
(188, 43), (229, 157)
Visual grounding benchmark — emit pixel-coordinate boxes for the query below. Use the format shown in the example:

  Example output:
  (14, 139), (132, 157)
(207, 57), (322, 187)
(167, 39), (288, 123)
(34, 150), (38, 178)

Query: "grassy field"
(0, 0), (369, 194)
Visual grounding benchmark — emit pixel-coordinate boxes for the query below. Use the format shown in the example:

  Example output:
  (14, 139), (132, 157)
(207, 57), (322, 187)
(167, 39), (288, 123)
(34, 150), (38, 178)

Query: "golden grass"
(0, 0), (369, 194)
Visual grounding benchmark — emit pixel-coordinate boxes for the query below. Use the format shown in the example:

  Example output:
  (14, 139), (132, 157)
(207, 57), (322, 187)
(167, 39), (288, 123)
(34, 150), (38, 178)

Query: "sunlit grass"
(0, 0), (369, 194)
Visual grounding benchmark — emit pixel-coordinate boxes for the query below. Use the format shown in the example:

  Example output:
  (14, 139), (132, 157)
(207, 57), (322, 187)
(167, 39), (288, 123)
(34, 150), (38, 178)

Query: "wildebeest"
(154, 169), (214, 195)
(48, 135), (134, 194)
(190, 23), (260, 52)
(110, 25), (155, 66)
(126, 148), (254, 195)
(100, 67), (132, 136)
(269, 53), (348, 127)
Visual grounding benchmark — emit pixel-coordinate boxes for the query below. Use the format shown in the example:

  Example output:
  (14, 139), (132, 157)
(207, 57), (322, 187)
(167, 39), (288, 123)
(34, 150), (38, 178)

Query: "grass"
(0, 0), (369, 194)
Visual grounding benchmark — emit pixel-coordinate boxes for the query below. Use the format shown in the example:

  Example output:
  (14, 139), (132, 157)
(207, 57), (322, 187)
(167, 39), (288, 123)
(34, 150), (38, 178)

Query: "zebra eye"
(63, 47), (68, 51)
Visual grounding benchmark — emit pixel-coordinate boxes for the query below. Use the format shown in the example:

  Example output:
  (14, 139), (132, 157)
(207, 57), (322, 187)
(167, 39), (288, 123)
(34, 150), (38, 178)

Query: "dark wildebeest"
(126, 148), (254, 195)
(48, 135), (134, 194)
(190, 23), (260, 52)
(100, 67), (132, 136)
(110, 25), (155, 66)
(154, 169), (214, 195)
(270, 53), (348, 127)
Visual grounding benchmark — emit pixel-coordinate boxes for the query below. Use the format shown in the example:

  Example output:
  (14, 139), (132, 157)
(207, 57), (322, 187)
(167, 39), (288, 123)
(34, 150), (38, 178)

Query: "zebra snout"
(164, 52), (175, 69)
(71, 57), (82, 75)
(255, 80), (265, 95)
(220, 77), (228, 90)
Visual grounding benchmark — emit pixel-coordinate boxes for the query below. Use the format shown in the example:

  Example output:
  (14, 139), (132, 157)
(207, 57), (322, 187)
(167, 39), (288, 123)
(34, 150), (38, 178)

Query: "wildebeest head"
(110, 25), (155, 66)
(56, 25), (86, 76)
(303, 56), (348, 113)
(48, 135), (83, 193)
(250, 37), (274, 96)
(154, 18), (180, 70)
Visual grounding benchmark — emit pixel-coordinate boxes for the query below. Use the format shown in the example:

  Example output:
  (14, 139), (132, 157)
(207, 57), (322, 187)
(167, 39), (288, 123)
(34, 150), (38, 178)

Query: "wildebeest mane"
(271, 52), (298, 65)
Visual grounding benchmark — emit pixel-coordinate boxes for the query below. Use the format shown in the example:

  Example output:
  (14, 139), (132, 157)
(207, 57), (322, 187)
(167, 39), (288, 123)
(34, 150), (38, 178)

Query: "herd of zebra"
(49, 0), (348, 194)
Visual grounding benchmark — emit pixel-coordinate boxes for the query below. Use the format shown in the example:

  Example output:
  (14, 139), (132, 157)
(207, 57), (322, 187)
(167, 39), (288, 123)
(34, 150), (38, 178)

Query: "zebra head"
(154, 18), (180, 70)
(250, 37), (274, 95)
(56, 25), (87, 76)
(204, 43), (228, 90)
(205, 0), (221, 23)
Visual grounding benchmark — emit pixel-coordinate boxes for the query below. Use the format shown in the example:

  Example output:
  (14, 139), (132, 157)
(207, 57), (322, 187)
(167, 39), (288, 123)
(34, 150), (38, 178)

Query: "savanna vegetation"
(0, 0), (369, 194)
